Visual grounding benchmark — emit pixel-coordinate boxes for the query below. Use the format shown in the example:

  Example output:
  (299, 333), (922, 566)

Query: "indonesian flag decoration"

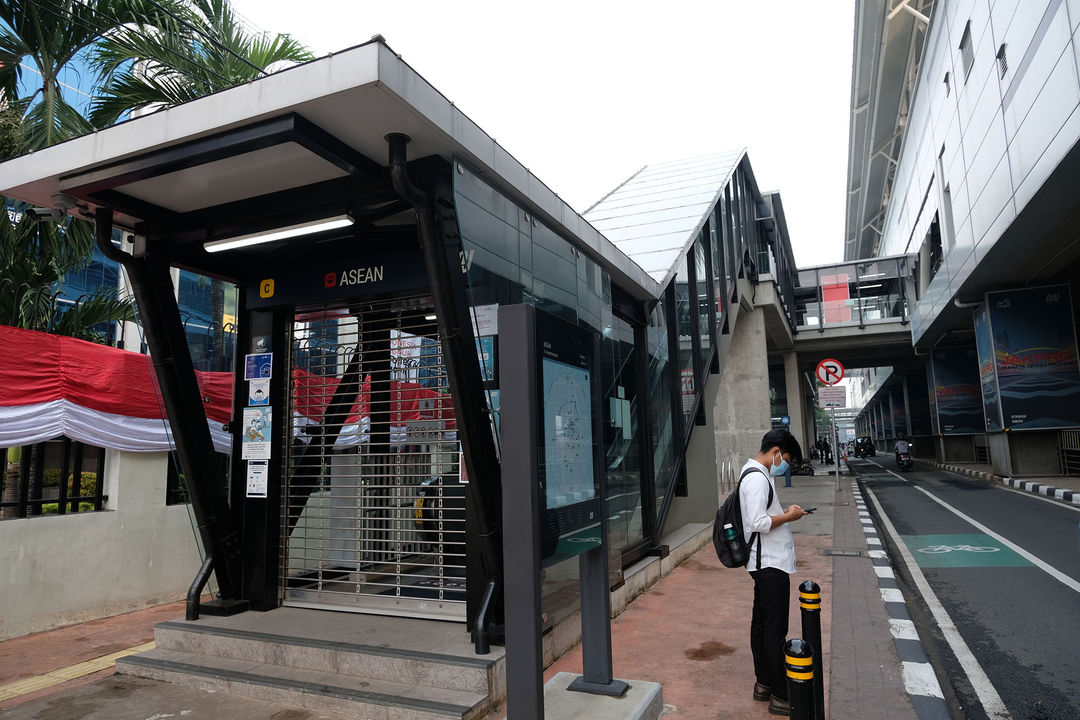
(0, 325), (233, 452)
(0, 325), (456, 453)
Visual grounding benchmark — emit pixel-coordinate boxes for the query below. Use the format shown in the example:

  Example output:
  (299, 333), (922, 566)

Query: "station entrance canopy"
(0, 37), (698, 646)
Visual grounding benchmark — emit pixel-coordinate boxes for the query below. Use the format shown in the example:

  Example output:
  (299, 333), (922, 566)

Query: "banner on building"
(985, 285), (1080, 430)
(930, 346), (982, 434)
(972, 304), (1003, 431)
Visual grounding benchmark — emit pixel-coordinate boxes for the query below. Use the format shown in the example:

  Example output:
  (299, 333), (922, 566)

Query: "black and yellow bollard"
(799, 580), (825, 720)
(785, 638), (817, 720)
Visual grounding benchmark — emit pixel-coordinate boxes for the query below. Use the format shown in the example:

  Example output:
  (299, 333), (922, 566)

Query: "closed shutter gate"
(282, 295), (467, 620)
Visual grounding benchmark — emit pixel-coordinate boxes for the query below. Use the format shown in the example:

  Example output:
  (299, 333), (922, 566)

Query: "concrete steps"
(115, 613), (500, 719)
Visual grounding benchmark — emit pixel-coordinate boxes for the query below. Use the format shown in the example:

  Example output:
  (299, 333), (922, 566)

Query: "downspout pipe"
(386, 134), (502, 654)
(94, 209), (241, 613)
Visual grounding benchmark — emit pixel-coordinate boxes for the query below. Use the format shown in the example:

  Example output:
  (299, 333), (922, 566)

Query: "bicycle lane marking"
(868, 459), (1080, 593)
(901, 534), (1032, 569)
(862, 481), (1012, 720)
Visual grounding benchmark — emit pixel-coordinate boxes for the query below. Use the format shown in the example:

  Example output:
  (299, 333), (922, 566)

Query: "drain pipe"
(387, 134), (501, 654)
(186, 556), (214, 621)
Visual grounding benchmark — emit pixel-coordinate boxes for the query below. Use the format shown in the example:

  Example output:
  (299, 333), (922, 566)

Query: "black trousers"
(749, 566), (791, 699)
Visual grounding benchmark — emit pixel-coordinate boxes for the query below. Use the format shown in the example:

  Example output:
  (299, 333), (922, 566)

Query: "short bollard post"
(799, 580), (825, 720)
(784, 638), (817, 720)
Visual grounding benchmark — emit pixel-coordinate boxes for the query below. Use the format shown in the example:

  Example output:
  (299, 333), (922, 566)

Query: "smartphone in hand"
(804, 507), (817, 513)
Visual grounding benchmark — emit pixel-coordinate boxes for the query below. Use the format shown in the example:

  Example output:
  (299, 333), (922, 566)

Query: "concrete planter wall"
(0, 450), (202, 641)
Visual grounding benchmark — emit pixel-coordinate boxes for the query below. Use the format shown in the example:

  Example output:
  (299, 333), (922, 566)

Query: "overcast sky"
(230, 0), (856, 267)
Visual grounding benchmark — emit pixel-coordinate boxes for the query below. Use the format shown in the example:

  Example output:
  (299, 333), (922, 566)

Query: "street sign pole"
(832, 409), (840, 491)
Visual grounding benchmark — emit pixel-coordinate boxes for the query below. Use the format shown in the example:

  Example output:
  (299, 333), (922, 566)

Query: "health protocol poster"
(986, 285), (1080, 429)
(931, 346), (983, 434)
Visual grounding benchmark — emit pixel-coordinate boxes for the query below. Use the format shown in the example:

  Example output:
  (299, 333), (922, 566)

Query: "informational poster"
(244, 352), (273, 381)
(246, 460), (268, 498)
(931, 346), (983, 434)
(248, 378), (270, 406)
(542, 356), (595, 510)
(241, 406), (272, 459)
(476, 336), (495, 381)
(986, 285), (1080, 430)
(972, 304), (1002, 431)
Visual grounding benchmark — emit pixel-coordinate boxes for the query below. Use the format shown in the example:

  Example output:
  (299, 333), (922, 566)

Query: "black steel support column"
(94, 209), (242, 600)
(387, 136), (504, 648)
(635, 319), (660, 550)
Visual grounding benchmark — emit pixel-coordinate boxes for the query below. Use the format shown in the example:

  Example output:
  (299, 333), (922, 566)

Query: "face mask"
(770, 452), (789, 477)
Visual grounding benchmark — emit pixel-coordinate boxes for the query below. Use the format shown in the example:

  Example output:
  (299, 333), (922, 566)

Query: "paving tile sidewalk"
(2, 473), (919, 719)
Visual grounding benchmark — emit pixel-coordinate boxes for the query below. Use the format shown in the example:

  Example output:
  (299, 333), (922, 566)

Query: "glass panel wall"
(454, 162), (647, 624)
(693, 239), (711, 374)
(856, 259), (904, 323)
(673, 255), (695, 418)
(602, 314), (644, 551)
(647, 299), (678, 513)
(710, 207), (726, 323)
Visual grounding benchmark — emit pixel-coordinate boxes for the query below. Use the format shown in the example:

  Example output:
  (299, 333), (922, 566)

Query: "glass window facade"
(793, 257), (910, 331)
(451, 158), (768, 586)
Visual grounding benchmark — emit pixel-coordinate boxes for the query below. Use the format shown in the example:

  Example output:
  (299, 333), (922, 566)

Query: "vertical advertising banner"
(986, 285), (1080, 429)
(931, 346), (983, 434)
(972, 304), (1003, 431)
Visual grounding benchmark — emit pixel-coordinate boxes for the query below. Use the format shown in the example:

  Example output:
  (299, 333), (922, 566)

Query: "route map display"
(541, 356), (595, 510)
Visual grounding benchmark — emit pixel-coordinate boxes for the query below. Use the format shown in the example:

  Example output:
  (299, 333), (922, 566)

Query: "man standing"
(740, 428), (809, 717)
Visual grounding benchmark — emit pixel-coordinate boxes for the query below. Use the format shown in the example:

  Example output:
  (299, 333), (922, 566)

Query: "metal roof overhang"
(0, 40), (660, 301)
(844, 0), (932, 261)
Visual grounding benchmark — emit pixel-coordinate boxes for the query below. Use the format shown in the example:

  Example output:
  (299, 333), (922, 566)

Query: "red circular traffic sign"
(816, 358), (844, 385)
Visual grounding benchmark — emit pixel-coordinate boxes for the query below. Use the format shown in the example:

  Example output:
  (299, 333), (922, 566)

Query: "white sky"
(230, 0), (856, 267)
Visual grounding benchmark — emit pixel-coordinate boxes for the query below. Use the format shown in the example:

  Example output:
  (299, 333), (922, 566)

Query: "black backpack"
(712, 467), (774, 569)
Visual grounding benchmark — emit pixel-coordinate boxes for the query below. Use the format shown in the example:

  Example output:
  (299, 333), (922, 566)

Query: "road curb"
(850, 479), (950, 720)
(929, 461), (1080, 506)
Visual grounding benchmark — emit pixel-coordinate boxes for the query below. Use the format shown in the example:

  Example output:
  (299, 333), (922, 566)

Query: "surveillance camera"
(27, 208), (64, 222)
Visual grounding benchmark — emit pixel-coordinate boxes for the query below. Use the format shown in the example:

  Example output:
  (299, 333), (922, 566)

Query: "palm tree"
(89, 0), (313, 127)
(0, 0), (109, 148)
(0, 206), (135, 341)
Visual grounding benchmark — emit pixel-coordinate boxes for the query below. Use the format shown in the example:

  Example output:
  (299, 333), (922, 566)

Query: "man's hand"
(784, 504), (809, 522)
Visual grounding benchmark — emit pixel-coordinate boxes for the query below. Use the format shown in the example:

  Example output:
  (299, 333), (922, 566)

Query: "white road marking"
(863, 482), (1012, 719)
(880, 588), (905, 603)
(869, 461), (1080, 594)
(874, 565), (895, 579)
(889, 618), (919, 640)
(869, 549), (888, 559)
(901, 661), (945, 698)
(866, 537), (881, 545)
(998, 484), (1080, 514)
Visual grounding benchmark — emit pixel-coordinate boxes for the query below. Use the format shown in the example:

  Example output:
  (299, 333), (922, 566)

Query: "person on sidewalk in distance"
(740, 428), (810, 717)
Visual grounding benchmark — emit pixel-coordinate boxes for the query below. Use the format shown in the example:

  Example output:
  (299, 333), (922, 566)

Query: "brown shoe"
(768, 695), (790, 716)
(753, 682), (771, 701)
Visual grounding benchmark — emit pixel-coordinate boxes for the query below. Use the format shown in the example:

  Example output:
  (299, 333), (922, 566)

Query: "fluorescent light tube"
(204, 214), (353, 253)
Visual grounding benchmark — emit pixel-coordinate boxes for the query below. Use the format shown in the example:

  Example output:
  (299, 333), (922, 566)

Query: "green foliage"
(40, 469), (96, 495)
(0, 204), (135, 339)
(0, 105), (26, 160)
(90, 0), (313, 127)
(41, 501), (96, 514)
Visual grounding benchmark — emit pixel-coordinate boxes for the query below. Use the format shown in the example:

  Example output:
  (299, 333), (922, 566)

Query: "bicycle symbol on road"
(918, 544), (1000, 554)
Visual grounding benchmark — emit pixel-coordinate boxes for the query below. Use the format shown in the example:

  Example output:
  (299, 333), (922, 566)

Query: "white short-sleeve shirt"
(738, 459), (797, 574)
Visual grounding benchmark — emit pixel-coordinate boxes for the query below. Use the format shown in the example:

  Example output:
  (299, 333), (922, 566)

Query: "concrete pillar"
(902, 376), (912, 441)
(782, 352), (806, 453)
(887, 391), (897, 440)
(712, 306), (771, 476)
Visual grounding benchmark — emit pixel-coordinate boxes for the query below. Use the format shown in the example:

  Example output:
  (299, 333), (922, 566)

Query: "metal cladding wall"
(865, 1), (1080, 344)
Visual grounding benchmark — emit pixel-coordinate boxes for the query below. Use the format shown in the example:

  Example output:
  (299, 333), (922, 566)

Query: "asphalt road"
(854, 456), (1080, 720)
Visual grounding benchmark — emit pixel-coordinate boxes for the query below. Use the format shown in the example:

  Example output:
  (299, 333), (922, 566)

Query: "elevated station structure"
(0, 36), (849, 712)
(846, 0), (1080, 475)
